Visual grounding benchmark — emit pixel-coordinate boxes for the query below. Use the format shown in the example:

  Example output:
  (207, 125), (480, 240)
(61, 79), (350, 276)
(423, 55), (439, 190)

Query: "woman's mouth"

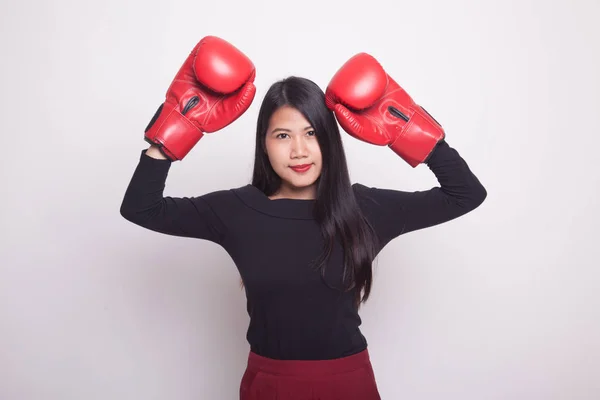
(290, 164), (312, 173)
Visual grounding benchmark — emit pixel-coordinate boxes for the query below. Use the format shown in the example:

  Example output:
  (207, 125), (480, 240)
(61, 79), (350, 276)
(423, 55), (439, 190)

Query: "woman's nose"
(290, 137), (308, 156)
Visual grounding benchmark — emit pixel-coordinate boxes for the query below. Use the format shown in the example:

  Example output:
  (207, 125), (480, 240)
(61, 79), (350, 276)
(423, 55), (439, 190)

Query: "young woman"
(120, 36), (487, 399)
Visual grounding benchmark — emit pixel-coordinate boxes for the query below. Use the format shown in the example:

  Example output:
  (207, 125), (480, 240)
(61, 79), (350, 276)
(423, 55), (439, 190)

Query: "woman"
(120, 36), (487, 399)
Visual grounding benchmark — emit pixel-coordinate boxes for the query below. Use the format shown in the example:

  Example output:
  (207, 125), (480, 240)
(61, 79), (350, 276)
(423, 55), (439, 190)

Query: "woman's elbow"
(471, 183), (488, 210)
(119, 200), (139, 224)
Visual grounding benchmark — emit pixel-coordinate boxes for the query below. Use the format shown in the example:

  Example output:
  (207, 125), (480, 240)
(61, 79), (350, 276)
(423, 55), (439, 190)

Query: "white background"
(1, 0), (599, 399)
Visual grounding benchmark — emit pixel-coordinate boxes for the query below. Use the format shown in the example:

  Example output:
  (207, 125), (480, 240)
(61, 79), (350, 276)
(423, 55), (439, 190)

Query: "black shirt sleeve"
(119, 149), (228, 245)
(353, 140), (487, 249)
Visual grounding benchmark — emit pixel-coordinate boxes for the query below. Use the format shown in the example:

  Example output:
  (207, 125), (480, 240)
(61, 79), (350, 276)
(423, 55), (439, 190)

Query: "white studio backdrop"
(1, 0), (599, 399)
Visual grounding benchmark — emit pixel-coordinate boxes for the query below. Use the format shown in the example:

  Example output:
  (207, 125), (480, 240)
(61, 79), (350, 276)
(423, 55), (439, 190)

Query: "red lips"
(290, 164), (312, 172)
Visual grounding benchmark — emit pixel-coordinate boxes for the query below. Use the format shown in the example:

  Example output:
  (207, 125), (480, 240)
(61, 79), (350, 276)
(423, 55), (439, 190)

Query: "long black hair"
(251, 76), (380, 307)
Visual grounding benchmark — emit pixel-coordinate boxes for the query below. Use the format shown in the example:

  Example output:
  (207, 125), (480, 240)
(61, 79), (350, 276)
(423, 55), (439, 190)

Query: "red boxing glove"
(325, 53), (444, 167)
(145, 36), (256, 161)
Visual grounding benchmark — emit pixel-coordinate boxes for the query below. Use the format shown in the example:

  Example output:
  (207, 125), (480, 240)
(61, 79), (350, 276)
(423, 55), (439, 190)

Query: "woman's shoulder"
(351, 183), (381, 204)
(200, 184), (253, 203)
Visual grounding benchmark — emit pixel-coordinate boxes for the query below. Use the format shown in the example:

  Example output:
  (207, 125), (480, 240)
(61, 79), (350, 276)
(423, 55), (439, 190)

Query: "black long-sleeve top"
(120, 139), (487, 360)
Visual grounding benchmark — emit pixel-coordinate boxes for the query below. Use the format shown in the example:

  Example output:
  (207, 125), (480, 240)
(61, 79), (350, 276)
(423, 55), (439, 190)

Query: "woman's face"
(265, 106), (323, 199)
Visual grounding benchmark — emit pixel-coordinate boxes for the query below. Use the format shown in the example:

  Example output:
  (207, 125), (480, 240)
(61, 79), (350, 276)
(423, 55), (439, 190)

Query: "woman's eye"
(307, 130), (316, 136)
(276, 133), (289, 139)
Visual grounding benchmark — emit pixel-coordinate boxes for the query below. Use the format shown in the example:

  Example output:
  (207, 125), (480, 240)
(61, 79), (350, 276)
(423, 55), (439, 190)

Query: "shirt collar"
(231, 184), (316, 220)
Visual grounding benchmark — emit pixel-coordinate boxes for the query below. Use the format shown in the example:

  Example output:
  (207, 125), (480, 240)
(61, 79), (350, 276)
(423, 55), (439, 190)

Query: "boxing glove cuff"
(389, 108), (445, 167)
(144, 103), (205, 161)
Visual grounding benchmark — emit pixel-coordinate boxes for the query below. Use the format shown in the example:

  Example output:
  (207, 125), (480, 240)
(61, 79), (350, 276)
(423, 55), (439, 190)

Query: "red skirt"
(239, 348), (381, 399)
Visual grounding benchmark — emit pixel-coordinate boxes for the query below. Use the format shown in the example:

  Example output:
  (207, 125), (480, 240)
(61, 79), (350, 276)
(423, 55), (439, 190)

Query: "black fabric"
(120, 140), (486, 360)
